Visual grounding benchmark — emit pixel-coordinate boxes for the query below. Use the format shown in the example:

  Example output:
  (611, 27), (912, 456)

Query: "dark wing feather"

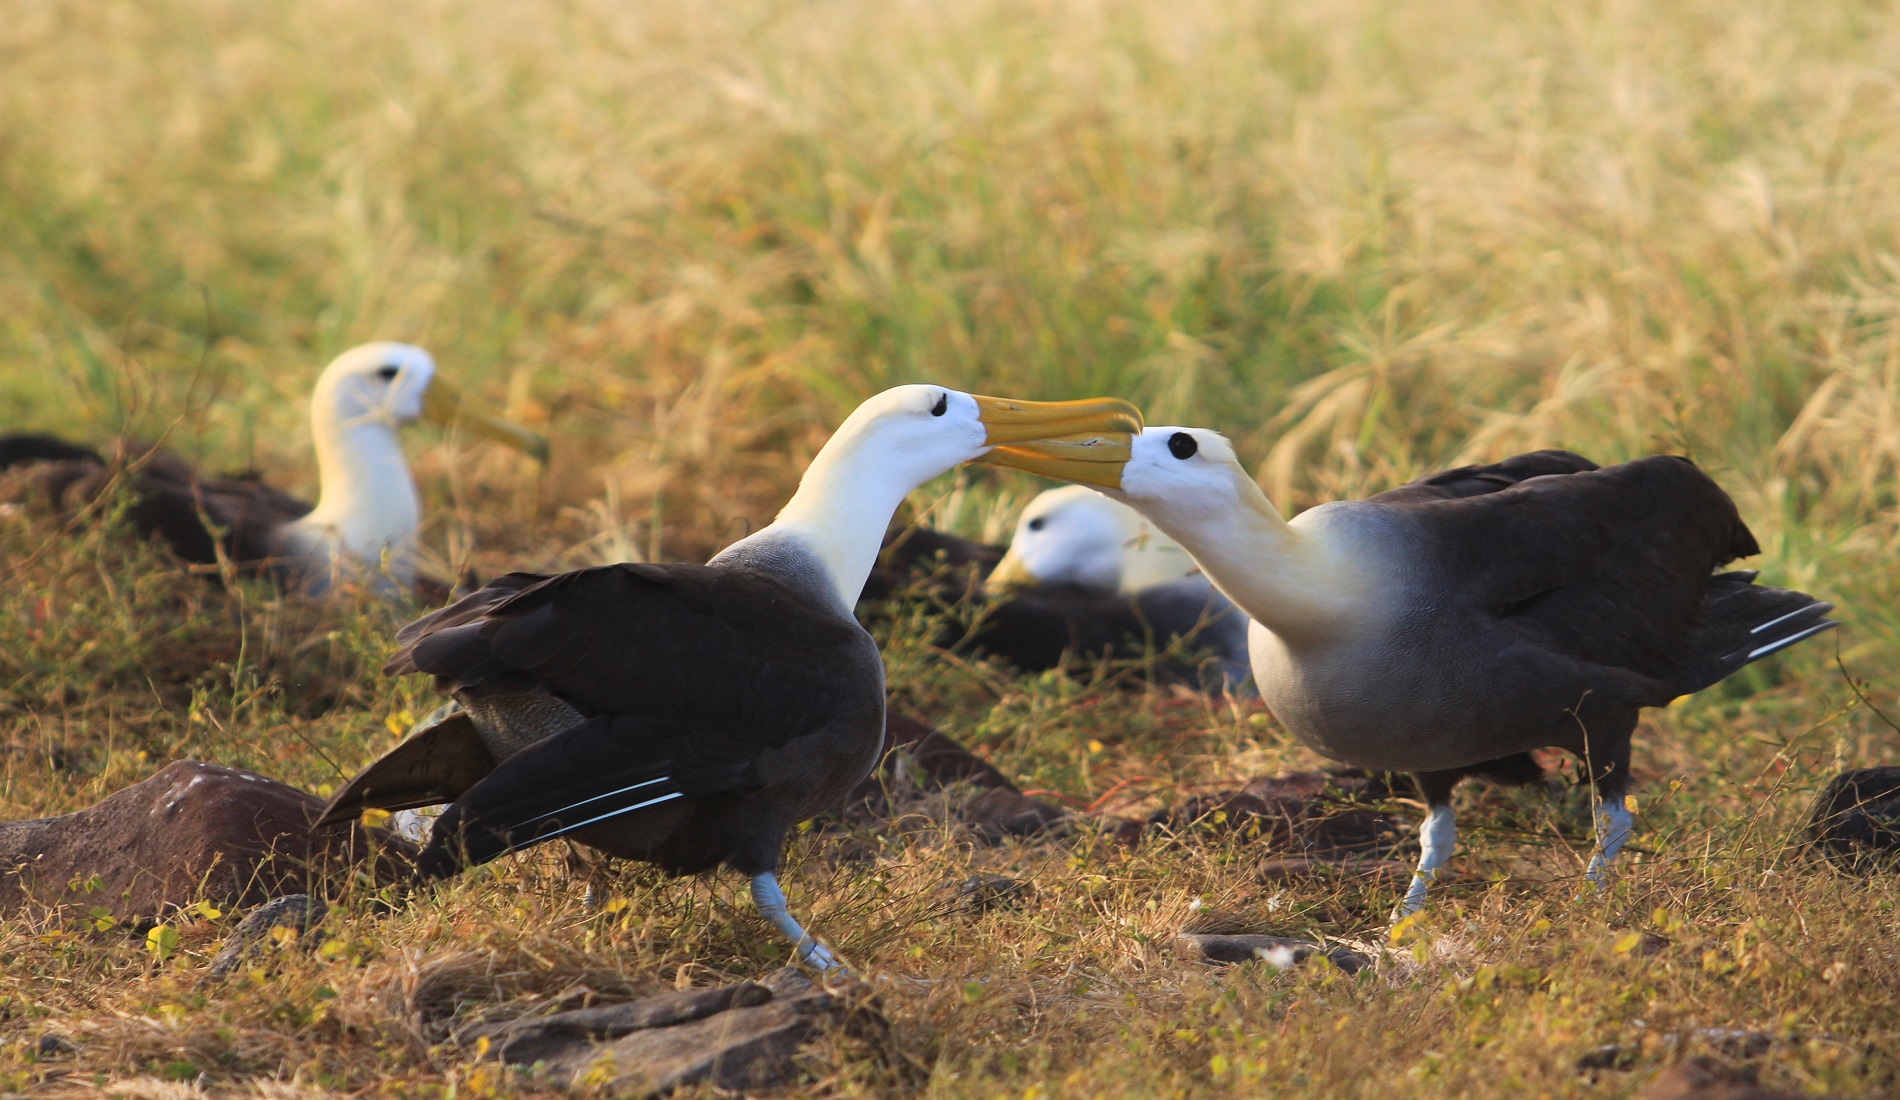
(960, 583), (1151, 670)
(316, 711), (500, 826)
(1407, 455), (1758, 686)
(390, 562), (873, 751)
(395, 564), (881, 878)
(0, 433), (103, 468)
(418, 714), (687, 877)
(385, 571), (551, 680)
(1668, 572), (1837, 696)
(0, 436), (312, 568)
(1367, 450), (1600, 506)
(861, 524), (1004, 602)
(183, 470), (314, 563)
(118, 453), (311, 565)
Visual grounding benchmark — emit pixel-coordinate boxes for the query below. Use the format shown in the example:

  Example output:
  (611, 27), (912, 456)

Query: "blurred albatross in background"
(867, 484), (1254, 692)
(0, 343), (547, 596)
(981, 484), (1253, 692)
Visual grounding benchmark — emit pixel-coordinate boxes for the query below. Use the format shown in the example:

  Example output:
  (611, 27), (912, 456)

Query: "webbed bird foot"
(798, 939), (844, 971)
(750, 871), (844, 971)
(1391, 875), (1432, 922)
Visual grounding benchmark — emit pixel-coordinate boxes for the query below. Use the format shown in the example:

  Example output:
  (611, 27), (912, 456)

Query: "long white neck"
(729, 430), (918, 613)
(1133, 479), (1367, 646)
(288, 408), (421, 585)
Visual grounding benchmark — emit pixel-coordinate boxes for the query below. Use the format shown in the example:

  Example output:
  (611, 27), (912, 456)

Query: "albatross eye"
(376, 364), (402, 382)
(1027, 517), (1046, 532)
(1168, 432), (1198, 460)
(930, 393), (948, 417)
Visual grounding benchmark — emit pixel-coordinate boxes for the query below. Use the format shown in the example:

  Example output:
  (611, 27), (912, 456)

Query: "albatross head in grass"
(288, 343), (548, 594)
(990, 423), (1374, 643)
(985, 483), (1197, 594)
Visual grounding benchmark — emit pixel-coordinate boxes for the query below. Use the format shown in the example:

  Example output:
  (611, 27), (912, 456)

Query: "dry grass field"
(3, 0), (1900, 1095)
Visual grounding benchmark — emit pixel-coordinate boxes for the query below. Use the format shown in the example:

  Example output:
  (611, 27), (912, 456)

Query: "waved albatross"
(319, 385), (1140, 967)
(865, 487), (1252, 691)
(0, 343), (547, 595)
(996, 430), (1836, 913)
(982, 484), (1252, 691)
(987, 484), (1199, 593)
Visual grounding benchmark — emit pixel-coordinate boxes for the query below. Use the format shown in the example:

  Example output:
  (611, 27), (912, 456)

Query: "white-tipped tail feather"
(509, 776), (683, 842)
(527, 792), (686, 843)
(1674, 576), (1838, 698)
(1745, 620), (1837, 662)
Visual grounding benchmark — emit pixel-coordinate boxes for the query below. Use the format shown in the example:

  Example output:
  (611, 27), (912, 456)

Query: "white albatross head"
(996, 424), (1371, 641)
(312, 342), (440, 432)
(755, 384), (1142, 611)
(311, 342), (550, 459)
(289, 342), (548, 594)
(1107, 427), (1262, 525)
(985, 484), (1196, 594)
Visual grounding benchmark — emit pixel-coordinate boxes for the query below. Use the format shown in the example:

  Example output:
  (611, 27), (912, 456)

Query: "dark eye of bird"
(1168, 432), (1198, 459)
(1027, 517), (1046, 532)
(376, 364), (402, 381)
(930, 393), (948, 417)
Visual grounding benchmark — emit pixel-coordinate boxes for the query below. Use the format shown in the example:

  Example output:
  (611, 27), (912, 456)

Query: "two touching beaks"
(970, 393), (1143, 489)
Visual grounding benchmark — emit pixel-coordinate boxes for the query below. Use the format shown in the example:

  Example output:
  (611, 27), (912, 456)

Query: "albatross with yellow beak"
(319, 385), (1140, 968)
(0, 342), (547, 595)
(991, 428), (1836, 915)
(974, 484), (1252, 692)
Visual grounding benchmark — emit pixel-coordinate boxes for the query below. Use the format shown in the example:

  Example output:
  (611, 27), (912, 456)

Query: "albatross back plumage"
(1, 437), (315, 569)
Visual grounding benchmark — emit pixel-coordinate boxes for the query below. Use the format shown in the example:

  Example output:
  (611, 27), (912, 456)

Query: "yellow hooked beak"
(975, 432), (1136, 490)
(422, 381), (551, 463)
(971, 395), (1143, 447)
(968, 396), (1140, 490)
(983, 548), (1038, 592)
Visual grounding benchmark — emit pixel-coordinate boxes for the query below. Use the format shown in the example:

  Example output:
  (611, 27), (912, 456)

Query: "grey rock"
(837, 713), (1069, 840)
(961, 788), (1068, 839)
(1114, 770), (1405, 856)
(1577, 1028), (1848, 1075)
(1639, 1055), (1841, 1099)
(458, 983), (774, 1067)
(458, 970), (899, 1096)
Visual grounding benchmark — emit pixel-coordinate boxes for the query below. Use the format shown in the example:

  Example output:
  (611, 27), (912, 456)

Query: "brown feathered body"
(2, 435), (312, 569)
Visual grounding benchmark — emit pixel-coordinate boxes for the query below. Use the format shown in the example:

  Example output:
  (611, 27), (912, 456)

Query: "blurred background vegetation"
(7, 0), (1899, 572)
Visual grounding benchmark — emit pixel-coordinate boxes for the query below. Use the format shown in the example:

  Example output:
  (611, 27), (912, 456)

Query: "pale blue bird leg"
(750, 872), (841, 970)
(1397, 803), (1458, 917)
(1584, 798), (1634, 888)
